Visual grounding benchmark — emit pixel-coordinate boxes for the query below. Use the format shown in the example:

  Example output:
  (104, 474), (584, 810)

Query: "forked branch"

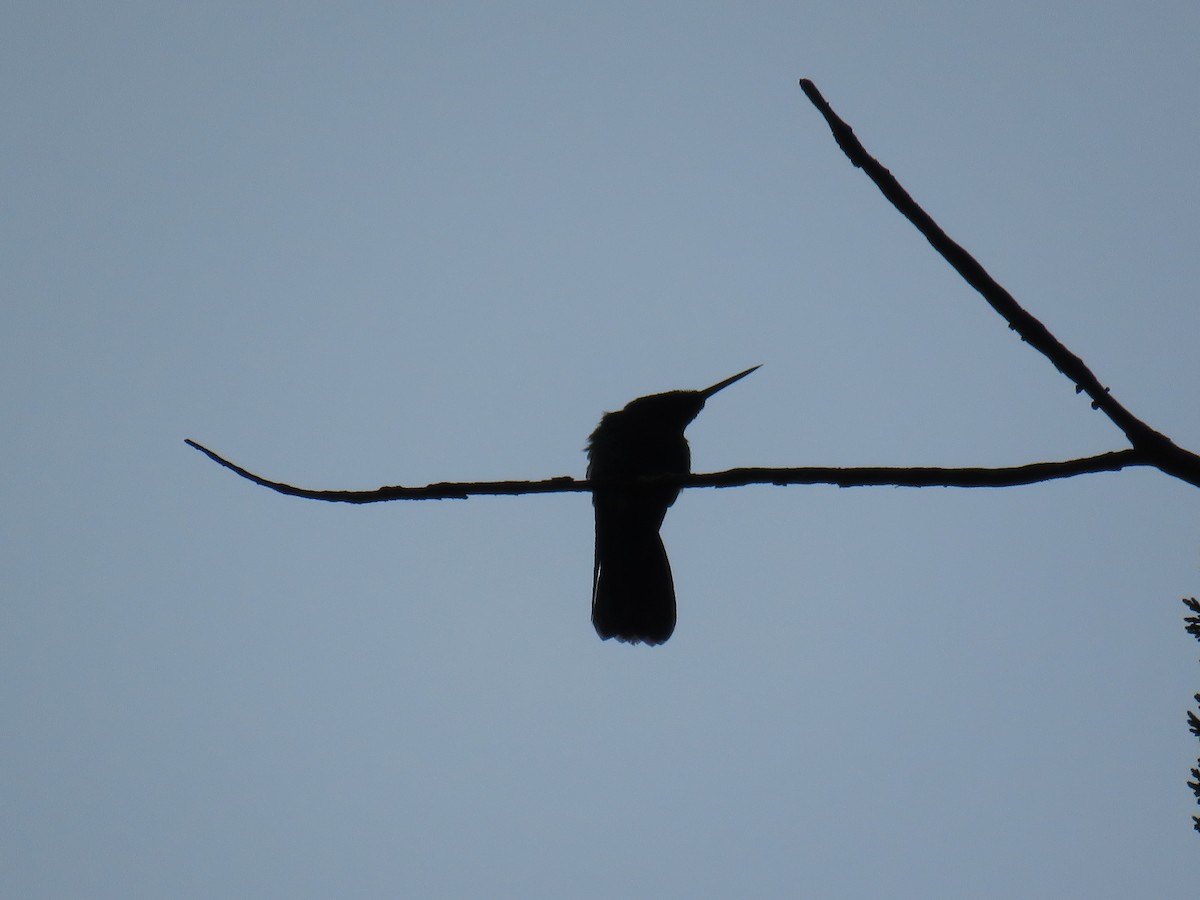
(186, 81), (1200, 496)
(798, 78), (1200, 488)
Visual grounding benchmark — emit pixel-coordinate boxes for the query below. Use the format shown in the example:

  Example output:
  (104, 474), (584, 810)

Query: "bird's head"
(616, 365), (760, 431)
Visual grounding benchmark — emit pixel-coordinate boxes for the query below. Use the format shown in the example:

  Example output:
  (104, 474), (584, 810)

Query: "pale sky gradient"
(5, 2), (1200, 897)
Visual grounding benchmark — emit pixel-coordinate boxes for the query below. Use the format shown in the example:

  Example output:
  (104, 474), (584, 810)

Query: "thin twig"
(184, 439), (583, 502)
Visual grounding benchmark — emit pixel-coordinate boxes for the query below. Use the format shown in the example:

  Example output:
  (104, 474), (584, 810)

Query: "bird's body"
(586, 367), (758, 645)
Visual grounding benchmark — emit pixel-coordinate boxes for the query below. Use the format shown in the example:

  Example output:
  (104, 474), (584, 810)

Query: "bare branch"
(798, 78), (1200, 488)
(691, 452), (1145, 489)
(186, 83), (1200, 499)
(186, 439), (1147, 503)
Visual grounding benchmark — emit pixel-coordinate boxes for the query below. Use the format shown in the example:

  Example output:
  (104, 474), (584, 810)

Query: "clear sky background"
(5, 2), (1200, 897)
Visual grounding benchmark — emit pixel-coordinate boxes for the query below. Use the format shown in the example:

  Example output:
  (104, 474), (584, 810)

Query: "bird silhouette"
(586, 366), (759, 645)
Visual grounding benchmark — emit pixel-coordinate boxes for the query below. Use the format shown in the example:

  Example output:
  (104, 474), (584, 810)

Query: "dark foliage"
(1184, 597), (1200, 832)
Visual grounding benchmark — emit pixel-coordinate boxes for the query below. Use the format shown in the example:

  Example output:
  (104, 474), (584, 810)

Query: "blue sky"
(5, 2), (1200, 897)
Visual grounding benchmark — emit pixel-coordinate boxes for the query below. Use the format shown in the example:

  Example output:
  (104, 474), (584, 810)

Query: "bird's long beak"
(700, 365), (761, 399)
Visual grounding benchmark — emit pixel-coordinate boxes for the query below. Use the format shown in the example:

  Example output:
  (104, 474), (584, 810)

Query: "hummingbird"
(586, 366), (759, 645)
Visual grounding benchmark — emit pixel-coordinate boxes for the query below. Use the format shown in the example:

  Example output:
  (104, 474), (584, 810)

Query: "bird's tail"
(591, 513), (676, 645)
